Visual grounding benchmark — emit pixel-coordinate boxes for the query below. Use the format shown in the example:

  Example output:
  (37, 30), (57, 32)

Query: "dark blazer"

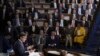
(28, 25), (40, 34)
(76, 6), (85, 15)
(58, 19), (70, 27)
(41, 27), (53, 36)
(66, 0), (72, 3)
(53, 26), (64, 36)
(0, 6), (3, 20)
(46, 18), (56, 27)
(4, 26), (13, 35)
(14, 40), (29, 56)
(45, 36), (60, 48)
(50, 2), (58, 8)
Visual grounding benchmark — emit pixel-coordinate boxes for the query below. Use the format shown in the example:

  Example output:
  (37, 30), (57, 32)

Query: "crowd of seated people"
(0, 0), (99, 55)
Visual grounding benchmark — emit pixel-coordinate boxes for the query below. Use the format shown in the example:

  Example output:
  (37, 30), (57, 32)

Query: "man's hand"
(27, 45), (34, 50)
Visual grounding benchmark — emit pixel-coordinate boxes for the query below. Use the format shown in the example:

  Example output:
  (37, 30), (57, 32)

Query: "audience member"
(45, 31), (60, 48)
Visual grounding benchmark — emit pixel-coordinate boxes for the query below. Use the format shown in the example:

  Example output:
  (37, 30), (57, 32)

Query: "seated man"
(14, 32), (34, 56)
(45, 31), (60, 48)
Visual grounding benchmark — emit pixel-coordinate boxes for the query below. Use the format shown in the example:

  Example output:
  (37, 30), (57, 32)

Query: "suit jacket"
(66, 0), (72, 4)
(67, 8), (73, 14)
(58, 19), (70, 27)
(5, 26), (13, 35)
(45, 36), (60, 48)
(52, 12), (59, 21)
(36, 35), (46, 45)
(76, 0), (81, 3)
(41, 27), (53, 36)
(25, 18), (33, 26)
(76, 6), (84, 15)
(46, 18), (56, 27)
(28, 25), (40, 34)
(50, 2), (58, 8)
(53, 26), (64, 36)
(14, 40), (29, 56)
(0, 6), (3, 20)
(15, 0), (25, 8)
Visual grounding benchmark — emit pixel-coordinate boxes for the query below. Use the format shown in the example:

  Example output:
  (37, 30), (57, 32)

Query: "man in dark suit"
(15, 0), (25, 8)
(41, 22), (53, 36)
(25, 16), (33, 27)
(2, 33), (12, 53)
(59, 14), (69, 27)
(0, 4), (3, 20)
(28, 21), (40, 35)
(14, 32), (29, 56)
(45, 31), (60, 48)
(66, 0), (72, 4)
(5, 21), (13, 35)
(52, 9), (59, 20)
(67, 5), (72, 14)
(53, 21), (64, 37)
(50, 0), (58, 8)
(37, 30), (46, 52)
(46, 14), (56, 27)
(77, 4), (84, 16)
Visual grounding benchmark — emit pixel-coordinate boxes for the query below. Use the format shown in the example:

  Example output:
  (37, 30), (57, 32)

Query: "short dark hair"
(19, 32), (26, 38)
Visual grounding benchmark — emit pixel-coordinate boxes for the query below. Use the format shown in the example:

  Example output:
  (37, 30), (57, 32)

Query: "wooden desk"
(44, 48), (61, 56)
(43, 48), (81, 56)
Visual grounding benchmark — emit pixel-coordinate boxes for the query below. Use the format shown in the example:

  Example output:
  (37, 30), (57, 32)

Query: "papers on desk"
(47, 50), (60, 55)
(29, 52), (40, 56)
(65, 53), (74, 56)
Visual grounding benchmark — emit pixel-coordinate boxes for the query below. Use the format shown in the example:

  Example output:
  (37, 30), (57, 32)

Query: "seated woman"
(74, 23), (87, 46)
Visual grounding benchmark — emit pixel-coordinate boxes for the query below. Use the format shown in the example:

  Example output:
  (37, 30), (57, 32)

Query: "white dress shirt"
(16, 18), (21, 27)
(49, 19), (53, 27)
(60, 19), (64, 27)
(1, 0), (3, 4)
(54, 2), (57, 8)
(88, 9), (92, 15)
(76, 0), (78, 4)
(56, 27), (60, 35)
(34, 12), (38, 20)
(3, 8), (6, 19)
(8, 27), (11, 33)
(67, 0), (70, 4)
(83, 0), (87, 10)
(32, 26), (35, 32)
(78, 8), (82, 15)
(72, 3), (75, 9)
(29, 19), (32, 26)
(73, 14), (76, 19)
(71, 19), (75, 27)
(68, 8), (71, 14)
(62, 3), (65, 8)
